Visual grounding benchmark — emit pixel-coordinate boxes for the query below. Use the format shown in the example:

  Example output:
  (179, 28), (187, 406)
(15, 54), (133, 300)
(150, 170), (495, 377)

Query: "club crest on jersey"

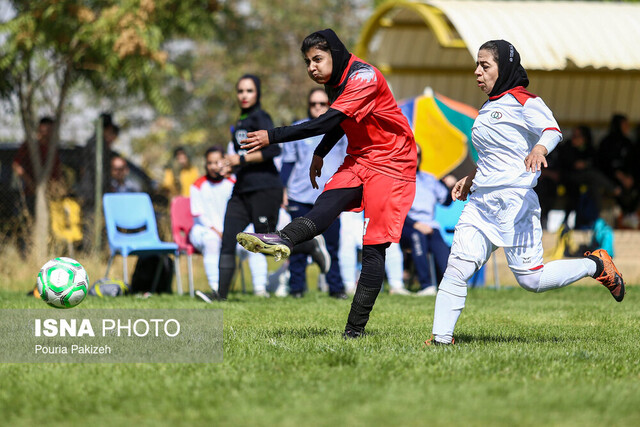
(235, 129), (248, 144)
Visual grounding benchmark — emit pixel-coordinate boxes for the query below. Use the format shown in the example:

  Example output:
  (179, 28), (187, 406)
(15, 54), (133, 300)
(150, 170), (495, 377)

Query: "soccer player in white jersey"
(189, 146), (269, 301)
(428, 40), (625, 345)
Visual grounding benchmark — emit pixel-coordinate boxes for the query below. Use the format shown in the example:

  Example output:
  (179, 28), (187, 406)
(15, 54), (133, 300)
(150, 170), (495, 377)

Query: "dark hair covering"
(301, 29), (351, 87)
(204, 145), (224, 158)
(173, 146), (187, 158)
(204, 146), (225, 181)
(39, 116), (54, 126)
(608, 113), (628, 136)
(480, 40), (529, 97)
(574, 125), (593, 148)
(236, 74), (261, 112)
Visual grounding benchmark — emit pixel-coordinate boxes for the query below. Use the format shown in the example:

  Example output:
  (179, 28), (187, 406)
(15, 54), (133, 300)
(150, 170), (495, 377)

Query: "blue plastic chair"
(103, 193), (181, 292)
(434, 199), (492, 287)
(434, 200), (466, 247)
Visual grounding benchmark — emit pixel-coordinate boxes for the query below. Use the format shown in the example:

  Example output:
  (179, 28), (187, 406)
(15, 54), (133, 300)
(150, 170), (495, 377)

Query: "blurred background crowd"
(538, 114), (640, 232)
(1, 1), (639, 294)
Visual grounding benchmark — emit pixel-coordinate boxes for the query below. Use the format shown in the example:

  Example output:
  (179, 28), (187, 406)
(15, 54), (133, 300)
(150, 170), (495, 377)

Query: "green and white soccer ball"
(37, 257), (89, 309)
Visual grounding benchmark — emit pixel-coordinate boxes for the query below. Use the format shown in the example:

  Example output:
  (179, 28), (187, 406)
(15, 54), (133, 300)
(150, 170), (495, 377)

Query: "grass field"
(1, 283), (639, 426)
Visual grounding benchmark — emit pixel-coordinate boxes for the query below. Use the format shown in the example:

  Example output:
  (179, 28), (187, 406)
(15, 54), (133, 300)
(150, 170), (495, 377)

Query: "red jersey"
(328, 55), (417, 181)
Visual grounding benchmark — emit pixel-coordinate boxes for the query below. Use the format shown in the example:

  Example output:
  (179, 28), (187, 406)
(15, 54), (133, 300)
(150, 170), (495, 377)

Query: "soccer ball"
(37, 257), (89, 309)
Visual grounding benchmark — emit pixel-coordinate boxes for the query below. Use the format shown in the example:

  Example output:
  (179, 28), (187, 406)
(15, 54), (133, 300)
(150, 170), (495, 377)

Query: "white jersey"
(189, 175), (236, 232)
(471, 89), (561, 190)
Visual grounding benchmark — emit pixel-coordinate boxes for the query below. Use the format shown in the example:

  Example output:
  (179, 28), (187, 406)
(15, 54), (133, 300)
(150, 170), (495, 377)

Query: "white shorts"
(451, 187), (543, 274)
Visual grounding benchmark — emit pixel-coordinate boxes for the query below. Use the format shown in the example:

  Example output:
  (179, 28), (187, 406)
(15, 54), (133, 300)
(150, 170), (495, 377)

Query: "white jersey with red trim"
(471, 89), (561, 190)
(189, 176), (236, 232)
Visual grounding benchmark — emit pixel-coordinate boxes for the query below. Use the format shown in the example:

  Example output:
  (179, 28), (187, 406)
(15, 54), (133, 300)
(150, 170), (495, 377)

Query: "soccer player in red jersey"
(238, 29), (417, 338)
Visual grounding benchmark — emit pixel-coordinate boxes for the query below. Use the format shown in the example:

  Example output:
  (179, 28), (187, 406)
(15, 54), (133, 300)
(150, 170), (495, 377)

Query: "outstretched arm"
(241, 108), (347, 153)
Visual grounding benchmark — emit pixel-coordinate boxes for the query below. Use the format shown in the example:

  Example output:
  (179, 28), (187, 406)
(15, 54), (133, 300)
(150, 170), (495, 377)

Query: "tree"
(0, 0), (219, 259)
(133, 0), (370, 170)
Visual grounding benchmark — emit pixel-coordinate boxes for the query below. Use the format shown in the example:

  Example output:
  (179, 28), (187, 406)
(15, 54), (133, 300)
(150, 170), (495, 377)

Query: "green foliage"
(156, 0), (369, 157)
(0, 0), (220, 114)
(0, 1), (223, 258)
(1, 285), (640, 426)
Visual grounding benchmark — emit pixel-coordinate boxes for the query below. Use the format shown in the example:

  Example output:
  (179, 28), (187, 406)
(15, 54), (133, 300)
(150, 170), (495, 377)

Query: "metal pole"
(93, 117), (104, 251)
(492, 253), (500, 290)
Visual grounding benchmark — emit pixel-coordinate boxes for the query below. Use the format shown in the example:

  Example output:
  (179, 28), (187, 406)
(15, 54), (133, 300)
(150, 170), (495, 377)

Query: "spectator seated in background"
(189, 146), (269, 301)
(161, 146), (199, 200)
(557, 125), (619, 229)
(596, 114), (635, 186)
(608, 118), (640, 229)
(400, 145), (456, 296)
(12, 116), (64, 212)
(107, 155), (142, 193)
(615, 166), (640, 229)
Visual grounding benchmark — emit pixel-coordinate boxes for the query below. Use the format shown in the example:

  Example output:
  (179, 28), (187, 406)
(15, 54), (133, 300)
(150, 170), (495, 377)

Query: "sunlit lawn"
(1, 283), (639, 426)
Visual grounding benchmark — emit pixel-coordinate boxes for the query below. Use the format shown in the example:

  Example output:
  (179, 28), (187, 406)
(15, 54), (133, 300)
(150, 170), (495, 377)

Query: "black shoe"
(195, 290), (218, 303)
(309, 235), (331, 274)
(236, 231), (293, 261)
(290, 291), (304, 299)
(343, 327), (364, 339)
(329, 291), (348, 300)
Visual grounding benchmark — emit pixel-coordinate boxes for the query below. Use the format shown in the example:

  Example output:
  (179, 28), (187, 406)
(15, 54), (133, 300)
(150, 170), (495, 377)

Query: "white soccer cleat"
(416, 286), (437, 296)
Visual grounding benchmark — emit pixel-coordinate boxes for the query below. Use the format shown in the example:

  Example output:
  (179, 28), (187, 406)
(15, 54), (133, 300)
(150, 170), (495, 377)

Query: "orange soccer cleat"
(584, 249), (625, 302)
(425, 335), (455, 346)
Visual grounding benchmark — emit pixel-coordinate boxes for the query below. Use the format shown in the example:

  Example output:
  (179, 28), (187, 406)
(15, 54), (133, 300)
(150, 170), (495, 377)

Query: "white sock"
(538, 258), (596, 292)
(202, 254), (219, 292)
(385, 243), (404, 289)
(432, 288), (465, 344)
(247, 250), (268, 293)
(431, 258), (475, 344)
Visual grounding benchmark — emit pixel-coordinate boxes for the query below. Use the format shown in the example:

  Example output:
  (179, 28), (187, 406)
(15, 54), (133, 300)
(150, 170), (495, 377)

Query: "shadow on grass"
(268, 326), (334, 339)
(454, 333), (570, 345)
(267, 327), (380, 340)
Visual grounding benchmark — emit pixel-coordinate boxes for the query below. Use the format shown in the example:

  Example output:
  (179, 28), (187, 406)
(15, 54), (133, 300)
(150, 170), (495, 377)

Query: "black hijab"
(237, 74), (261, 114)
(315, 29), (351, 87)
(488, 40), (529, 97)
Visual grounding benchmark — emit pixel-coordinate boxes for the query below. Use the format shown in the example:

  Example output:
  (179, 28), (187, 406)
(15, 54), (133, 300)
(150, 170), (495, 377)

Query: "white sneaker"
(274, 270), (290, 298)
(416, 286), (437, 296)
(195, 290), (217, 303)
(317, 273), (328, 292)
(389, 287), (412, 296)
(254, 289), (271, 298)
(344, 282), (356, 295)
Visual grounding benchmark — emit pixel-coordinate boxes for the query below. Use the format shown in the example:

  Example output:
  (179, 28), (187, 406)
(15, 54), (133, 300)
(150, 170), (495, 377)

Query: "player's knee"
(438, 258), (476, 297)
(439, 268), (469, 298)
(438, 279), (467, 297)
(515, 271), (543, 293)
